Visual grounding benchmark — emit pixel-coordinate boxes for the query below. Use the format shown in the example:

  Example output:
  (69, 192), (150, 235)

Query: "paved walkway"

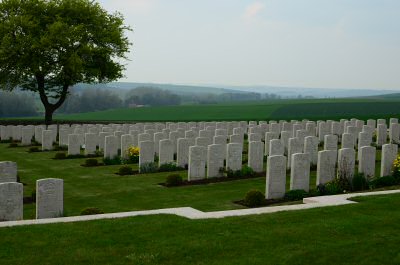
(1, 189), (399, 228)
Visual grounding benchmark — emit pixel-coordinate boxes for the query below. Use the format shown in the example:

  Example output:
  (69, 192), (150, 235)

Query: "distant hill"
(73, 82), (399, 98)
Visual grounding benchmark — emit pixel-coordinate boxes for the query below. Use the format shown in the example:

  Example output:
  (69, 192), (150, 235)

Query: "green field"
(1, 194), (400, 264)
(50, 98), (400, 122)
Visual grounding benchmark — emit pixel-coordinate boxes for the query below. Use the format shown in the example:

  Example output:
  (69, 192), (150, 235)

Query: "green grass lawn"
(0, 142), (389, 220)
(0, 193), (399, 265)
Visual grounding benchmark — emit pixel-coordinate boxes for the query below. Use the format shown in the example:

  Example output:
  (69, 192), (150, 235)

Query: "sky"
(98, 0), (400, 90)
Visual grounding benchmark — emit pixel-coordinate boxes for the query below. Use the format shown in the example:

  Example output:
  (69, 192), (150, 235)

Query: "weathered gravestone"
(226, 143), (243, 171)
(177, 138), (191, 168)
(84, 133), (98, 156)
(304, 136), (319, 166)
(0, 161), (17, 183)
(337, 148), (355, 181)
(41, 130), (54, 151)
(358, 146), (376, 179)
(0, 182), (23, 221)
(266, 155), (287, 199)
(139, 141), (155, 172)
(159, 139), (174, 167)
(188, 146), (207, 181)
(248, 141), (264, 173)
(207, 144), (225, 178)
(104, 135), (118, 159)
(68, 134), (81, 156)
(269, 139), (284, 156)
(290, 153), (311, 192)
(316, 150), (337, 185)
(36, 178), (63, 219)
(381, 144), (398, 177)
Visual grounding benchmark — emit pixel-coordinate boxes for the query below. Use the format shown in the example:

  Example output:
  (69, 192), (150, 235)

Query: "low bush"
(140, 162), (158, 174)
(84, 158), (99, 167)
(165, 174), (183, 187)
(318, 179), (345, 196)
(103, 156), (121, 165)
(54, 152), (67, 160)
(370, 176), (398, 189)
(29, 146), (40, 153)
(352, 173), (369, 191)
(80, 207), (104, 215)
(8, 142), (18, 148)
(285, 190), (308, 201)
(118, 166), (134, 175)
(244, 190), (265, 207)
(158, 163), (184, 172)
(226, 166), (256, 178)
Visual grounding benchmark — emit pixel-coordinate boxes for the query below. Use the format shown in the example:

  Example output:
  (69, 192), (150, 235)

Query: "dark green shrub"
(85, 158), (99, 167)
(29, 146), (40, 152)
(103, 156), (121, 165)
(352, 173), (369, 191)
(165, 174), (183, 187)
(226, 169), (241, 178)
(140, 162), (158, 174)
(325, 180), (345, 195)
(370, 176), (398, 188)
(285, 190), (308, 201)
(244, 190), (265, 207)
(80, 207), (104, 215)
(54, 145), (68, 151)
(118, 166), (134, 175)
(159, 163), (184, 172)
(54, 152), (67, 160)
(241, 165), (256, 177)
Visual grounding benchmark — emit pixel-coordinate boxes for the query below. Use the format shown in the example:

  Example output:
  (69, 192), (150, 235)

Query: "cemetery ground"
(0, 193), (399, 264)
(0, 141), (395, 219)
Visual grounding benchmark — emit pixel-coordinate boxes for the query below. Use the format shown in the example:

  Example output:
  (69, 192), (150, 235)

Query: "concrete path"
(1, 189), (399, 228)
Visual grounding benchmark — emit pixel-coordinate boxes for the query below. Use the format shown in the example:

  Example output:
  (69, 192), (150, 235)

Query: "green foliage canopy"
(0, 0), (131, 123)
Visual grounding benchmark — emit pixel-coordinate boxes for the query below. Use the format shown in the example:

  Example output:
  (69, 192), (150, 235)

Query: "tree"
(0, 0), (131, 124)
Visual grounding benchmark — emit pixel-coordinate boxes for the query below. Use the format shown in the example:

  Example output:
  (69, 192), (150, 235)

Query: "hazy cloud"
(243, 1), (265, 20)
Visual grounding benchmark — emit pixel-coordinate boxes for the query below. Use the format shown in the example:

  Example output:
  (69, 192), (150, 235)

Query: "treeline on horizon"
(0, 86), (285, 117)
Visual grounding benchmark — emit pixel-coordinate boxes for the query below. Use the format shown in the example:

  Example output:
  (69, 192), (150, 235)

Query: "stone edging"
(1, 189), (399, 228)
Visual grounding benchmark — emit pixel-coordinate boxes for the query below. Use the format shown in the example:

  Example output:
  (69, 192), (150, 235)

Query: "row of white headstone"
(0, 162), (63, 221)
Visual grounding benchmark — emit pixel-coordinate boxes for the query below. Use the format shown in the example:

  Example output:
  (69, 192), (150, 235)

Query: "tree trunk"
(44, 106), (55, 125)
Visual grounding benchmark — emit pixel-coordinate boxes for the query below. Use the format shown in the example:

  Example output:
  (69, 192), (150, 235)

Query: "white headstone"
(104, 135), (118, 159)
(68, 134), (81, 156)
(316, 150), (337, 185)
(0, 182), (23, 221)
(287, 138), (303, 168)
(36, 178), (63, 219)
(266, 155), (287, 199)
(226, 143), (243, 171)
(380, 144), (398, 177)
(248, 141), (264, 173)
(269, 139), (284, 156)
(304, 136), (319, 166)
(207, 144), (225, 178)
(139, 140), (155, 171)
(177, 138), (191, 168)
(121, 134), (134, 159)
(290, 153), (310, 192)
(324, 134), (338, 151)
(358, 146), (376, 179)
(337, 148), (355, 181)
(42, 130), (54, 151)
(188, 146), (207, 181)
(159, 139), (174, 166)
(0, 161), (17, 183)
(377, 124), (387, 147)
